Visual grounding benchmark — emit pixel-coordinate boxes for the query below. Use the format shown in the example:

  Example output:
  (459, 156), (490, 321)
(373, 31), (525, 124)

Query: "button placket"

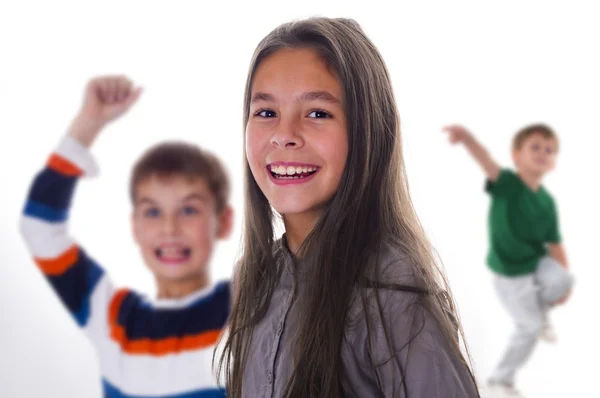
(267, 290), (293, 393)
(260, 246), (297, 397)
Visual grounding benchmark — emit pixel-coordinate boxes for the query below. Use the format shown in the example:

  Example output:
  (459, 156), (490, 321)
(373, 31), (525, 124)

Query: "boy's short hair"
(130, 142), (230, 213)
(512, 123), (559, 152)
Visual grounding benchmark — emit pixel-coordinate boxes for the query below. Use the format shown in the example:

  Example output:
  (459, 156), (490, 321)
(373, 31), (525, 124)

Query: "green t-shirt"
(486, 169), (561, 276)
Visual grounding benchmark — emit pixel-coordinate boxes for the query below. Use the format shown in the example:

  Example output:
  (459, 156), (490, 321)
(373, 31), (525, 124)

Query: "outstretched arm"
(443, 124), (501, 182)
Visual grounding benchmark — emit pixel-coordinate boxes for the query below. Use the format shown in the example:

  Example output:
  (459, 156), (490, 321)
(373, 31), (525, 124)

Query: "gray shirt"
(240, 239), (479, 397)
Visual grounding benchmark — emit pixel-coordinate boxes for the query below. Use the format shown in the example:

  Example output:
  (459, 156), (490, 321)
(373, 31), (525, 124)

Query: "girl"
(217, 17), (480, 397)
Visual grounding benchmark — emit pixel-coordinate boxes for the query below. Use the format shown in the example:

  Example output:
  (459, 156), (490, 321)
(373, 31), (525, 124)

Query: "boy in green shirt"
(443, 123), (574, 398)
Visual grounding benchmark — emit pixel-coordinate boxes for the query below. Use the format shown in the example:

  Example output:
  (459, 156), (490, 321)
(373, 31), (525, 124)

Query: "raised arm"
(19, 76), (142, 333)
(443, 124), (501, 182)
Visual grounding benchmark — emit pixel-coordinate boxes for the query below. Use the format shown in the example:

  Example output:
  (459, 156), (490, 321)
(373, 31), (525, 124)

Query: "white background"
(1, 1), (598, 397)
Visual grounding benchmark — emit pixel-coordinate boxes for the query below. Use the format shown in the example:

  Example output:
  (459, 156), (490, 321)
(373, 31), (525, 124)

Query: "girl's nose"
(270, 117), (304, 149)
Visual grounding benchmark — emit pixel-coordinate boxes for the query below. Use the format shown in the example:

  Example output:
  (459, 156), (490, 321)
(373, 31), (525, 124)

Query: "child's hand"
(442, 125), (472, 145)
(68, 76), (142, 147)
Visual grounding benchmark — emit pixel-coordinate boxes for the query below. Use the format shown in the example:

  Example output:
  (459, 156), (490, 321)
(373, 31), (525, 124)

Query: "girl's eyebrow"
(250, 91), (341, 105)
(251, 92), (275, 104)
(298, 91), (341, 104)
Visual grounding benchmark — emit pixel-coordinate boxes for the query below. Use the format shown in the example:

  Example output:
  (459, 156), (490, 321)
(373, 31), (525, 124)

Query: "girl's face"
(246, 48), (348, 219)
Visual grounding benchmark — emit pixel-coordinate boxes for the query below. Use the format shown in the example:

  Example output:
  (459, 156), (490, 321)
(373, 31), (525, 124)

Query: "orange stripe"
(47, 154), (82, 176)
(109, 289), (130, 325)
(35, 245), (79, 276)
(110, 327), (221, 356)
(108, 290), (221, 356)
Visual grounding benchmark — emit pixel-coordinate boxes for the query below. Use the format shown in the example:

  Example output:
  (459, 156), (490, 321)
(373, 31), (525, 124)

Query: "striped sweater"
(20, 136), (229, 398)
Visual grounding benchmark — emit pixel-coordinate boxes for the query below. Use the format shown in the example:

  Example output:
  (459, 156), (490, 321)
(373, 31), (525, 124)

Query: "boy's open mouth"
(154, 246), (192, 264)
(268, 164), (319, 180)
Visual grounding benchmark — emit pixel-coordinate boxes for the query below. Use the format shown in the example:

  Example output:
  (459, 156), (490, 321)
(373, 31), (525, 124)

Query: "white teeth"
(270, 166), (280, 175)
(163, 248), (177, 256)
(270, 165), (318, 176)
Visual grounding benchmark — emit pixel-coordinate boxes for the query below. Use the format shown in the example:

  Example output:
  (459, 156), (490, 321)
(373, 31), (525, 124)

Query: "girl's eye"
(307, 110), (331, 119)
(144, 208), (161, 218)
(182, 206), (200, 216)
(545, 147), (554, 154)
(256, 109), (277, 118)
(531, 144), (540, 151)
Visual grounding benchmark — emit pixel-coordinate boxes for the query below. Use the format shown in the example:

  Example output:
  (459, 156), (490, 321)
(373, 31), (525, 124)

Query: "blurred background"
(1, 0), (598, 396)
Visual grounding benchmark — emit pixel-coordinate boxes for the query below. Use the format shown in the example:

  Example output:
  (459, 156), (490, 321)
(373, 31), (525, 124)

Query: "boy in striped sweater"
(20, 76), (232, 398)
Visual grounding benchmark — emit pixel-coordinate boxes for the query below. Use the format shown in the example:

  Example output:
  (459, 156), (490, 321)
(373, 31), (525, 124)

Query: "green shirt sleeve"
(485, 169), (518, 197)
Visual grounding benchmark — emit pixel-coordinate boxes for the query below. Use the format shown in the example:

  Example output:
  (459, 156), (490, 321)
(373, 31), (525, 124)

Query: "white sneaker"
(487, 382), (525, 398)
(539, 322), (557, 343)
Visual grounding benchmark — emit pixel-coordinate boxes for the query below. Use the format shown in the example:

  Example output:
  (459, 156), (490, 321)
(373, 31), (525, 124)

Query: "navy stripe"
(24, 200), (68, 223)
(27, 167), (78, 212)
(116, 281), (230, 341)
(47, 248), (105, 327)
(103, 380), (226, 398)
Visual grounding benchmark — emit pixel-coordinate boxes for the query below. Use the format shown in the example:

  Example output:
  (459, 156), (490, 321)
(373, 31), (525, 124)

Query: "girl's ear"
(217, 205), (234, 239)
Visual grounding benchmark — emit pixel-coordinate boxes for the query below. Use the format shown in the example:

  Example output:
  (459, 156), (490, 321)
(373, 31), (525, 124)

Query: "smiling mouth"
(268, 164), (319, 180)
(154, 247), (192, 263)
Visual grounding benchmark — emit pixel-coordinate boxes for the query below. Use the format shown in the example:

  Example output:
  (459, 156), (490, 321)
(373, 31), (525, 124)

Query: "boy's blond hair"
(512, 124), (559, 152)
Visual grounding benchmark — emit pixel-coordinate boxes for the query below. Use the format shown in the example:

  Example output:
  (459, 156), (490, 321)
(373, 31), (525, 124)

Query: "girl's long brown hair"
(216, 17), (478, 397)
